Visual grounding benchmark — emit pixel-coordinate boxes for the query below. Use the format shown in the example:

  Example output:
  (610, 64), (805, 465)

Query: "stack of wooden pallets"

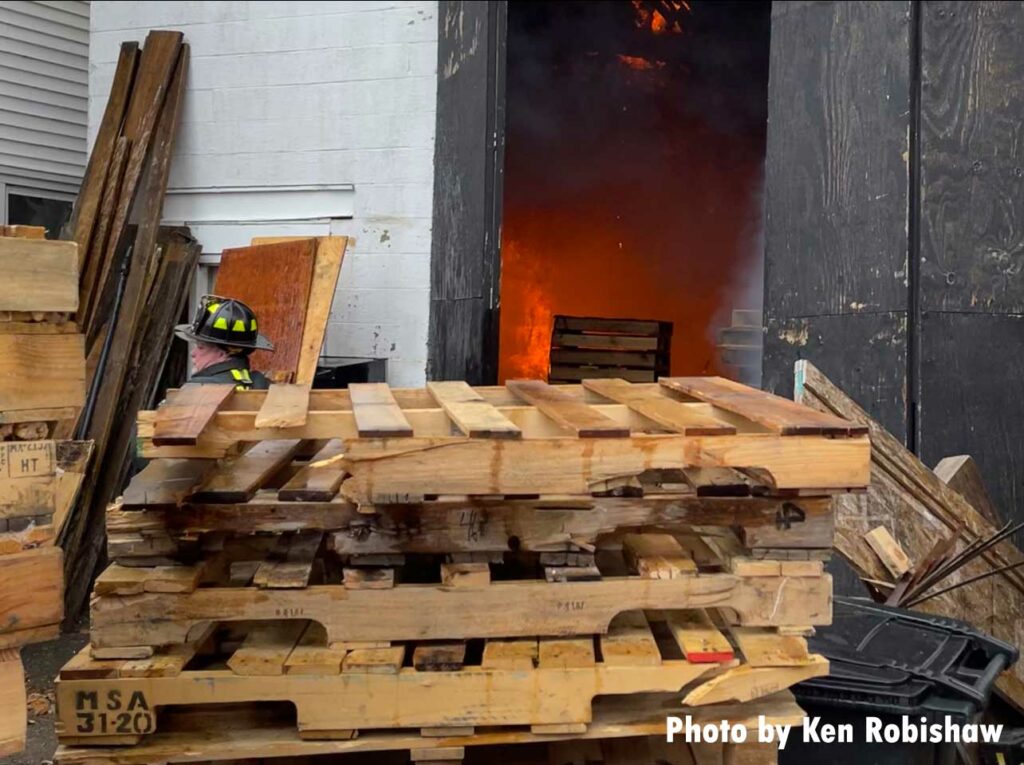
(0, 227), (92, 755)
(54, 376), (870, 765)
(548, 315), (672, 383)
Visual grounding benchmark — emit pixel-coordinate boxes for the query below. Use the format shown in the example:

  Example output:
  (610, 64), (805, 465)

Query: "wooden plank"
(342, 645), (405, 674)
(427, 381), (521, 438)
(481, 638), (538, 670)
(90, 573), (834, 649)
(189, 440), (302, 503)
(505, 379), (629, 438)
(683, 656), (829, 706)
(934, 455), (1001, 526)
(538, 637), (596, 669)
(0, 239), (78, 312)
(551, 349), (658, 368)
(0, 547), (62, 639)
(119, 624), (215, 679)
(599, 611), (661, 666)
(254, 384), (311, 428)
(278, 439), (345, 501)
(583, 378), (734, 435)
(252, 533), (322, 589)
(74, 40), (138, 308)
(285, 623), (346, 675)
(864, 526), (911, 578)
(296, 237), (347, 384)
(81, 135), (130, 331)
(661, 377), (864, 436)
(552, 332), (659, 351)
(51, 692), (804, 761)
(214, 238), (317, 377)
(729, 627), (811, 668)
(412, 642), (466, 672)
(0, 333), (84, 411)
(152, 384), (234, 446)
(664, 610), (734, 663)
(94, 564), (201, 596)
(622, 533), (697, 579)
(338, 434), (870, 503)
(122, 459), (212, 509)
(349, 383), (413, 437)
(226, 621), (307, 676)
(0, 648), (25, 756)
(440, 561), (490, 588)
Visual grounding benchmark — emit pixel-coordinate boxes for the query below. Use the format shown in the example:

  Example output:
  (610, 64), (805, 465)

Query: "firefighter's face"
(192, 342), (229, 373)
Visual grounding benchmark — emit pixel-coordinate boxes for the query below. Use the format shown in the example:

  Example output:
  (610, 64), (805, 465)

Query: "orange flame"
(616, 54), (667, 71)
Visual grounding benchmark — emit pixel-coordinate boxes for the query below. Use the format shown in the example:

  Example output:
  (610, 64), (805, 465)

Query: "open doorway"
(497, 1), (771, 385)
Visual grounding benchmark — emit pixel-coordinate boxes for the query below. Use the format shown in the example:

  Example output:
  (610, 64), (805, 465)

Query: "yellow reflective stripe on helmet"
(213, 316), (229, 330)
(207, 302), (221, 314)
(250, 319), (257, 331)
(232, 319), (246, 332)
(235, 384), (247, 391)
(230, 369), (244, 381)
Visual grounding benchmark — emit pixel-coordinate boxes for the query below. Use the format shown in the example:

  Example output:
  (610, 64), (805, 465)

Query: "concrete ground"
(2, 631), (88, 765)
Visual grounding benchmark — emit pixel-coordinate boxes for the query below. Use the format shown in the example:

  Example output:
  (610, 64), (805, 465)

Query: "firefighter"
(173, 295), (273, 390)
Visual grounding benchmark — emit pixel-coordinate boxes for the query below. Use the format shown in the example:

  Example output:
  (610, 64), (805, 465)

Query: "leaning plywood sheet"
(794, 359), (1024, 711)
(248, 236), (349, 385)
(0, 238), (78, 312)
(215, 239), (317, 379)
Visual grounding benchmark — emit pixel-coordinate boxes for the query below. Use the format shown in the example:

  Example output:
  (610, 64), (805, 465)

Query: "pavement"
(2, 631), (88, 765)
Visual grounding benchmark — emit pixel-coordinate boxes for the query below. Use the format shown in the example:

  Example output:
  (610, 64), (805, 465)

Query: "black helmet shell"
(174, 295), (274, 352)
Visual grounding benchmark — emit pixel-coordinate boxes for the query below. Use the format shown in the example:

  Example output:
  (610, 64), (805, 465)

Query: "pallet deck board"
(582, 378), (735, 436)
(660, 376), (868, 436)
(349, 383), (414, 438)
(506, 379), (630, 438)
(427, 381), (521, 439)
(152, 384), (234, 446)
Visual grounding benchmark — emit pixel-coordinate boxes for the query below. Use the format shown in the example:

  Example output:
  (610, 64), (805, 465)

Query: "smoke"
(499, 1), (771, 382)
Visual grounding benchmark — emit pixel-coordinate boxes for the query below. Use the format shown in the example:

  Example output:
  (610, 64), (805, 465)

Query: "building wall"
(0, 0), (90, 207)
(88, 1), (438, 385)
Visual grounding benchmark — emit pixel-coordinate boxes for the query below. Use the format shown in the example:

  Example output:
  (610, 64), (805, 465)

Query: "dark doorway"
(497, 1), (771, 384)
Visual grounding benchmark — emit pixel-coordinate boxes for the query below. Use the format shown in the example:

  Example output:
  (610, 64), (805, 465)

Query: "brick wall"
(88, 1), (437, 385)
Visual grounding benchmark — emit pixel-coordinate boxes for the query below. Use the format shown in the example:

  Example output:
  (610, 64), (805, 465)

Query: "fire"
(631, 0), (690, 35)
(616, 54), (666, 71)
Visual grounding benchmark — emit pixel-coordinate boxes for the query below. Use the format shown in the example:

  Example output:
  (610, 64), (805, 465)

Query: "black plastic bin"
(780, 597), (1018, 765)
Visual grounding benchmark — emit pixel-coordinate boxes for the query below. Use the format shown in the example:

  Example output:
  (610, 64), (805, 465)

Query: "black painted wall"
(428, 1), (506, 384)
(765, 1), (1024, 537)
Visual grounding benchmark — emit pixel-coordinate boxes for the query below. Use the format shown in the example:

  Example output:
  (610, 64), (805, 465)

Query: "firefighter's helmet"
(173, 295), (274, 352)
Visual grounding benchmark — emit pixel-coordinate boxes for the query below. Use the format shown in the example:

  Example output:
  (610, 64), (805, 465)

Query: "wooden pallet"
(54, 691), (798, 763)
(107, 476), (835, 566)
(88, 535), (831, 650)
(548, 316), (672, 384)
(136, 378), (870, 503)
(59, 605), (825, 744)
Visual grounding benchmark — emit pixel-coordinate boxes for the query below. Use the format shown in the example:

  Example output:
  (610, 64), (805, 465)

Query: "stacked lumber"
(794, 360), (1024, 713)
(54, 377), (869, 764)
(548, 315), (672, 383)
(0, 227), (94, 755)
(57, 31), (201, 621)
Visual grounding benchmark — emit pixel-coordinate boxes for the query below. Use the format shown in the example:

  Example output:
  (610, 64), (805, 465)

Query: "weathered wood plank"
(189, 440), (302, 503)
(506, 379), (629, 438)
(122, 459), (212, 509)
(664, 610), (734, 664)
(0, 547), (63, 641)
(349, 383), (413, 438)
(278, 439), (345, 502)
(227, 621), (307, 676)
(661, 377), (864, 436)
(254, 384), (311, 429)
(583, 378), (734, 435)
(152, 384), (234, 446)
(427, 381), (520, 438)
(297, 237), (347, 384)
(934, 454), (1000, 526)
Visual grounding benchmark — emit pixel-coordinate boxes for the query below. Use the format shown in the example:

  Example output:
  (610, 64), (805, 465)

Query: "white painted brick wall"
(88, 1), (437, 385)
